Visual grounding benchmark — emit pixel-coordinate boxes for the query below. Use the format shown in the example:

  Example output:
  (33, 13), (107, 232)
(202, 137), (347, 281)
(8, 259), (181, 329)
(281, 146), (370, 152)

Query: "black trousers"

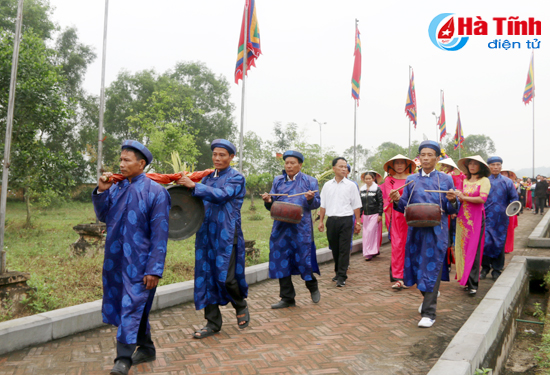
(519, 194), (526, 213)
(420, 266), (443, 320)
(466, 218), (485, 291)
(115, 289), (156, 364)
(482, 249), (505, 276)
(326, 216), (354, 282)
(204, 243), (247, 331)
(279, 275), (318, 303)
(535, 197), (546, 214)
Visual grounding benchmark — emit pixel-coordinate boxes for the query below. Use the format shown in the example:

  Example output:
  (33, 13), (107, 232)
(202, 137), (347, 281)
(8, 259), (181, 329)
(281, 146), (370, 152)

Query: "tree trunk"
(250, 192), (255, 208)
(24, 188), (31, 228)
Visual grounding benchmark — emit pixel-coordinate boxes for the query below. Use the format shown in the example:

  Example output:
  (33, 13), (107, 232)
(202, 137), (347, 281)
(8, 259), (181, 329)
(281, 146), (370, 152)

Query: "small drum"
(506, 201), (522, 216)
(405, 203), (441, 227)
(270, 201), (303, 224)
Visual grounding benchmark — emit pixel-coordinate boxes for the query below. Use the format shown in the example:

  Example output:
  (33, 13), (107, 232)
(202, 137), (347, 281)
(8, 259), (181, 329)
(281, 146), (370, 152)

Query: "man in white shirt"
(318, 157), (362, 287)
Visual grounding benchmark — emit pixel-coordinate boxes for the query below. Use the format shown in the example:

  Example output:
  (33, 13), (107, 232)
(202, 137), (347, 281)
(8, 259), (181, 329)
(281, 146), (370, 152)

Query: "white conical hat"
(438, 158), (459, 170)
(383, 154), (415, 175)
(501, 170), (517, 181)
(457, 155), (490, 176)
(361, 170), (383, 184)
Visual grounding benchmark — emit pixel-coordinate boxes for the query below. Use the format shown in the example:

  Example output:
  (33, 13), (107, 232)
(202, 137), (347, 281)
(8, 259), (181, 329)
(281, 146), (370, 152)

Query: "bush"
(73, 186), (96, 202)
(248, 213), (264, 221)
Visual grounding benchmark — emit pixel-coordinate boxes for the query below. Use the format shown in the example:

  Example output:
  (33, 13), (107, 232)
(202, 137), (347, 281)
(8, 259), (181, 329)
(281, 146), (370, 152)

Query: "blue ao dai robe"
(268, 172), (321, 280)
(484, 174), (519, 258)
(92, 173), (171, 344)
(395, 171), (459, 292)
(192, 167), (248, 310)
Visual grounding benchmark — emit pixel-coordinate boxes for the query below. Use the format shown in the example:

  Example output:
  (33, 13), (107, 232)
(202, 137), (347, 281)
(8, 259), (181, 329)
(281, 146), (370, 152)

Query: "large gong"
(166, 185), (205, 241)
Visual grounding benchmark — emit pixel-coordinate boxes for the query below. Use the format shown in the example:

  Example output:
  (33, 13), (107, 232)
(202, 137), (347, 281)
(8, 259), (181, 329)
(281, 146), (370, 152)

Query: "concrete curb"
(427, 256), (528, 375)
(0, 233), (389, 356)
(528, 210), (550, 247)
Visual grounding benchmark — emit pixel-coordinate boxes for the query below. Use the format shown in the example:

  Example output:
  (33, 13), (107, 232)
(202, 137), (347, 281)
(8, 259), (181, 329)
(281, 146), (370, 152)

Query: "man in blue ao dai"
(93, 140), (171, 375)
(261, 150), (321, 309)
(176, 139), (249, 339)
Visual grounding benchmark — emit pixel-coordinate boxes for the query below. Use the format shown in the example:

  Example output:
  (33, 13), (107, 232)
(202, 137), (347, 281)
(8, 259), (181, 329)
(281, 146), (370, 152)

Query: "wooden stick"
(383, 180), (415, 211)
(268, 193), (288, 196)
(287, 190), (319, 198)
(424, 190), (452, 193)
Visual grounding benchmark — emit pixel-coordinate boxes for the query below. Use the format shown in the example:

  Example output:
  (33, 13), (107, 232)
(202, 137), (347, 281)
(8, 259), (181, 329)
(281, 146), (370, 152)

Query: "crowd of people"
(94, 138), (531, 375)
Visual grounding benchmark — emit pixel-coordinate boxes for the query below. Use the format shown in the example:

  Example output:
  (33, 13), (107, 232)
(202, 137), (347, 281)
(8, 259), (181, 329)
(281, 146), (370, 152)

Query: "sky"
(46, 0), (549, 172)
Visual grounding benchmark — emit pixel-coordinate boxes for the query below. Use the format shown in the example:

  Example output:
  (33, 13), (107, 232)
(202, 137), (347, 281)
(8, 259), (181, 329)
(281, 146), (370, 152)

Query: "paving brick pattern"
(0, 213), (543, 374)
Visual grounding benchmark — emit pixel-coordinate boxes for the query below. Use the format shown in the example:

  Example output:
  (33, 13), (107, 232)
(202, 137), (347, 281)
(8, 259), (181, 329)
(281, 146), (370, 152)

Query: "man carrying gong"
(389, 140), (459, 328)
(261, 150), (321, 308)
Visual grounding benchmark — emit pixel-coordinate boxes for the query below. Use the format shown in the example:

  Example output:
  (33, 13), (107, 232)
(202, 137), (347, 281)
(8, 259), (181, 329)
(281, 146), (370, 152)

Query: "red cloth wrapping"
(105, 170), (214, 184)
(504, 215), (518, 253)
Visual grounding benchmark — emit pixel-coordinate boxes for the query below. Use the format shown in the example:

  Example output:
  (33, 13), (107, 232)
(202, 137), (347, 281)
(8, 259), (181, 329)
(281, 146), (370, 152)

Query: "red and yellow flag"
(438, 92), (446, 140)
(454, 109), (464, 150)
(405, 70), (417, 128)
(235, 0), (261, 84)
(351, 25), (361, 105)
(523, 53), (534, 105)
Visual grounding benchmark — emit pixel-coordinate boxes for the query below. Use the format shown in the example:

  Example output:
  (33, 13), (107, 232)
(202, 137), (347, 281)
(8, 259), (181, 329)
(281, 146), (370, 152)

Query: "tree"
(0, 31), (76, 226)
(366, 142), (408, 175)
(441, 134), (496, 162)
(0, 0), (56, 40)
(168, 62), (236, 169)
(343, 144), (371, 174)
(126, 89), (200, 173)
(245, 173), (272, 209)
(241, 131), (269, 176)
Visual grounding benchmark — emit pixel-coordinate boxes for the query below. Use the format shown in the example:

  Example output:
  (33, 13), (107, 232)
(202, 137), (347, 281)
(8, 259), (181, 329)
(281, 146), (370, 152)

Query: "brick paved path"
(0, 213), (542, 375)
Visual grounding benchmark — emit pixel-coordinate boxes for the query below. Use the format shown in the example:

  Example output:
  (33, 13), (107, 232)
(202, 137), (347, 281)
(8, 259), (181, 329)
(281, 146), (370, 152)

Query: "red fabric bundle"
(105, 170), (214, 184)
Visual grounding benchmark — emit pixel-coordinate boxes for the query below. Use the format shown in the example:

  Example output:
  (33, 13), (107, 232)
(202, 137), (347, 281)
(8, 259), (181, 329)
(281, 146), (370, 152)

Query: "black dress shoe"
(480, 270), (488, 280)
(271, 300), (296, 309)
(332, 276), (337, 282)
(131, 349), (156, 365)
(492, 272), (501, 281)
(336, 280), (346, 287)
(311, 289), (321, 303)
(110, 359), (130, 375)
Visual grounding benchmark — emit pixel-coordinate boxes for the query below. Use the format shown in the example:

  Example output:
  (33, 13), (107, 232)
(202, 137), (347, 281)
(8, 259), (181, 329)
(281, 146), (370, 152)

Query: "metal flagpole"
(97, 0), (109, 183)
(408, 66), (411, 158)
(457, 105), (461, 160)
(0, 0), (24, 274)
(238, 1), (248, 173)
(532, 52), (535, 179)
(353, 102), (357, 181)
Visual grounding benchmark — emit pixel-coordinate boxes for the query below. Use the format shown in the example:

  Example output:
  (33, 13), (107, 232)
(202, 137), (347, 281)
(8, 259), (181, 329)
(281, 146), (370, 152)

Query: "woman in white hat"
(359, 171), (384, 261)
(438, 158), (465, 191)
(455, 156), (491, 295)
(379, 154), (415, 290)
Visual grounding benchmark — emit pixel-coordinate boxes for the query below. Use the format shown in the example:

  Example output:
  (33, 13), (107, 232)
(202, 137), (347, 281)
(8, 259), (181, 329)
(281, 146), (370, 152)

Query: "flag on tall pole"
(523, 52), (534, 104)
(351, 24), (361, 105)
(235, 0), (261, 84)
(405, 69), (417, 128)
(454, 107), (464, 150)
(438, 91), (446, 141)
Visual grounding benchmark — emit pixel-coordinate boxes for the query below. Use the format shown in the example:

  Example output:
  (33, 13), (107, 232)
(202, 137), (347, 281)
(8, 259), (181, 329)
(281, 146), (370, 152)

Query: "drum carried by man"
(389, 140), (459, 328)
(261, 150), (321, 308)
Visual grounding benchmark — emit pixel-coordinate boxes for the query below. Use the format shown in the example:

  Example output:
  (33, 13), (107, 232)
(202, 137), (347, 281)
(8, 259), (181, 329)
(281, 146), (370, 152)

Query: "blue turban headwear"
(211, 139), (237, 155)
(487, 156), (503, 164)
(121, 140), (153, 165)
(418, 140), (441, 156)
(347, 164), (351, 172)
(283, 150), (304, 163)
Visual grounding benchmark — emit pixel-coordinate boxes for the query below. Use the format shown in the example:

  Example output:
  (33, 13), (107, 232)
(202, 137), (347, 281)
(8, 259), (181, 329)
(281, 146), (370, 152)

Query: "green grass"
(3, 198), (363, 318)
